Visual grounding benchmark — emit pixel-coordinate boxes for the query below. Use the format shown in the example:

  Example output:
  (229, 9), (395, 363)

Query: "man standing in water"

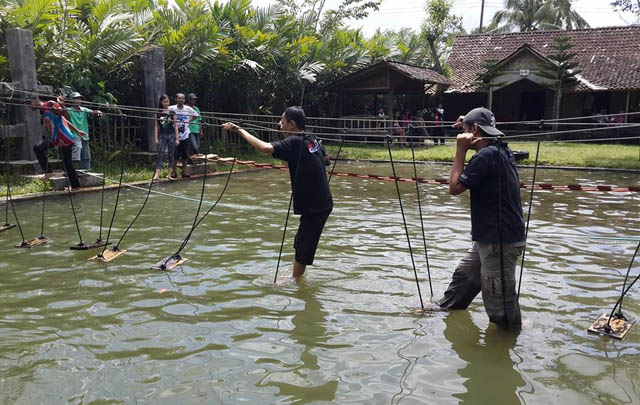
(434, 107), (525, 330)
(223, 106), (333, 279)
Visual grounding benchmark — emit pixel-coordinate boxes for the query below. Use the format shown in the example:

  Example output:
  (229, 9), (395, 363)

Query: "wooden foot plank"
(70, 241), (111, 250)
(151, 255), (187, 271)
(15, 236), (49, 248)
(588, 313), (635, 340)
(0, 224), (16, 233)
(89, 249), (127, 262)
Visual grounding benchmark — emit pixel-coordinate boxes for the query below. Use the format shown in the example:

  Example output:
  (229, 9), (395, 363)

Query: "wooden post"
(6, 28), (42, 161)
(625, 90), (631, 123)
(143, 46), (166, 152)
(387, 91), (394, 132)
(487, 87), (493, 110)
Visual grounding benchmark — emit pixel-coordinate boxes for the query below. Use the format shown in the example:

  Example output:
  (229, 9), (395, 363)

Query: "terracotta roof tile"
(386, 61), (452, 86)
(447, 26), (640, 93)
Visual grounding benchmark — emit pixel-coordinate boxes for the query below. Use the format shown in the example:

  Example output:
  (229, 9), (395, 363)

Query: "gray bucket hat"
(463, 107), (503, 137)
(69, 91), (83, 99)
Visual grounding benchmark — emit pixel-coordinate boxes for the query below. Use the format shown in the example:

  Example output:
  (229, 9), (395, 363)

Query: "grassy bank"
(323, 141), (640, 170)
(2, 141), (639, 197)
(1, 148), (278, 197)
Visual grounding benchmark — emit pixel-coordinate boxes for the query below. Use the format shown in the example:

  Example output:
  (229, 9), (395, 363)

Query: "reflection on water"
(0, 162), (638, 403)
(444, 311), (526, 404)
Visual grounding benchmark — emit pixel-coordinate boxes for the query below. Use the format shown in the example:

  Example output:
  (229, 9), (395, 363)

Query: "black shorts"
(294, 209), (331, 265)
(175, 139), (190, 160)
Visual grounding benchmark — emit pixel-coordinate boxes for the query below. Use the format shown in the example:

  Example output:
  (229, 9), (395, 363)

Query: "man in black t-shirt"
(433, 107), (525, 330)
(223, 106), (333, 279)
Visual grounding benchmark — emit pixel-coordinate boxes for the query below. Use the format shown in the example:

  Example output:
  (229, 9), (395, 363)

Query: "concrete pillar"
(143, 46), (166, 152)
(6, 28), (41, 160)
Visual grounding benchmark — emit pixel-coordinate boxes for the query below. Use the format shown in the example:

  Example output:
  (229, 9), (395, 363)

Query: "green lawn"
(2, 142), (639, 197)
(323, 141), (640, 170)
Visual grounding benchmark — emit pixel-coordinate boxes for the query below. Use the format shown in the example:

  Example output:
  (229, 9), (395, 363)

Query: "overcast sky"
(250, 0), (638, 36)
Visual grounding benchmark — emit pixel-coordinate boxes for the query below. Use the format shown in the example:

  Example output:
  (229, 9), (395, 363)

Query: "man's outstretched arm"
(223, 122), (274, 154)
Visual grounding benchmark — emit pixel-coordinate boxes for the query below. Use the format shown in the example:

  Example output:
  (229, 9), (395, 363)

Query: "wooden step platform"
(15, 236), (49, 248)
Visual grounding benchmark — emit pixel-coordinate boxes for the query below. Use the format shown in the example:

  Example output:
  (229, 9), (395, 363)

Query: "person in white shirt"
(169, 93), (198, 178)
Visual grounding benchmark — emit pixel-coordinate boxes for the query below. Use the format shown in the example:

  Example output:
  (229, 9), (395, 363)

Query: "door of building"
(520, 92), (545, 120)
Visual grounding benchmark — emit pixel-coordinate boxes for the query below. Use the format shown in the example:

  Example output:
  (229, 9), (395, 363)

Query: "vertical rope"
(496, 139), (508, 329)
(98, 147), (125, 257)
(327, 136), (344, 184)
(113, 177), (154, 251)
(3, 125), (25, 243)
(612, 240), (640, 320)
(274, 139), (305, 283)
(517, 140), (541, 298)
(410, 143), (433, 297)
(39, 134), (50, 238)
(386, 135), (424, 311)
(168, 155), (208, 261)
(62, 154), (84, 246)
(3, 126), (10, 226)
(97, 115), (106, 243)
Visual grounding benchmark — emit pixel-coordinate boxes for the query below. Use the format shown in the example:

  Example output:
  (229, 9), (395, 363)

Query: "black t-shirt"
(157, 111), (175, 136)
(272, 134), (333, 216)
(459, 143), (525, 243)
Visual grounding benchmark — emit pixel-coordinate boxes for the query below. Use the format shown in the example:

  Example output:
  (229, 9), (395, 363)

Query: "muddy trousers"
(437, 241), (525, 330)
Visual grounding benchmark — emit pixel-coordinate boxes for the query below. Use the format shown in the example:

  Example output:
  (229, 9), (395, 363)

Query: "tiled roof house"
(444, 26), (640, 123)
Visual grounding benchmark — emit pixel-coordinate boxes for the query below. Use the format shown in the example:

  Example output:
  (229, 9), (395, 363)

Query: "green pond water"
(0, 162), (639, 404)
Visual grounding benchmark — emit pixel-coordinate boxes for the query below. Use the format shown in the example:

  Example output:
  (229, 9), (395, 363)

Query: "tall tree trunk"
(487, 87), (493, 110)
(553, 87), (562, 133)
(428, 40), (445, 97)
(428, 40), (442, 74)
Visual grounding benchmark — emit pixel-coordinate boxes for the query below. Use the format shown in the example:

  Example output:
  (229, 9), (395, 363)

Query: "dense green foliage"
(0, 0), (607, 117)
(0, 0), (456, 117)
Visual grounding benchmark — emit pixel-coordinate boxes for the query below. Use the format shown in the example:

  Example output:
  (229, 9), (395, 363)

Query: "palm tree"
(391, 28), (427, 65)
(492, 0), (588, 32)
(491, 0), (553, 32)
(540, 0), (589, 30)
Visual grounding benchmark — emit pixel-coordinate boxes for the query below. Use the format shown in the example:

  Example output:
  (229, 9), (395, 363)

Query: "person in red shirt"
(27, 94), (86, 188)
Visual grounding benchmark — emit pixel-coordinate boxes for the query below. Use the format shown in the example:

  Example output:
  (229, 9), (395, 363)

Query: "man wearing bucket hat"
(64, 91), (102, 170)
(434, 107), (525, 330)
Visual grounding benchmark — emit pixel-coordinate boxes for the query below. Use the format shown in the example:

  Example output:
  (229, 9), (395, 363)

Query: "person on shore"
(222, 106), (333, 280)
(64, 91), (102, 171)
(432, 107), (525, 330)
(153, 94), (178, 181)
(27, 94), (86, 189)
(393, 111), (407, 146)
(169, 93), (198, 178)
(433, 103), (446, 145)
(376, 107), (386, 129)
(187, 93), (202, 156)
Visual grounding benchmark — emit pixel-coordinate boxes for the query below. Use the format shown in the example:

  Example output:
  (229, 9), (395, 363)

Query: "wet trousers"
(437, 241), (525, 329)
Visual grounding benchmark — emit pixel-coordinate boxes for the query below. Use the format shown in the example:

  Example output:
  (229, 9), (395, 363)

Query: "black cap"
(463, 107), (503, 137)
(187, 93), (197, 101)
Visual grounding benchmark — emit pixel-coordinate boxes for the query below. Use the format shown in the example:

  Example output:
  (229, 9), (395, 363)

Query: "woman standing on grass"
(153, 94), (179, 181)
